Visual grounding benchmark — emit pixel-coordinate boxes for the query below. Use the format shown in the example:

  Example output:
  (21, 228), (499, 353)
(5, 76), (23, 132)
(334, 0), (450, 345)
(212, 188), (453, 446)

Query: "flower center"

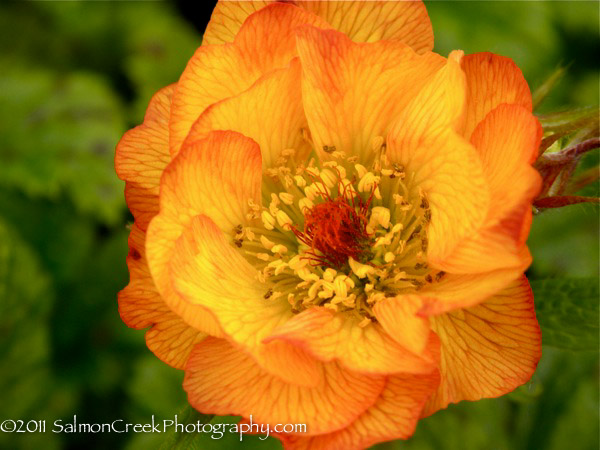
(292, 180), (373, 270)
(231, 138), (444, 326)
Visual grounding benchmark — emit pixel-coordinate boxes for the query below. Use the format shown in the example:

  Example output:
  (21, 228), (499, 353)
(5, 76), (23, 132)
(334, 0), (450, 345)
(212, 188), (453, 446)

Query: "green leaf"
(0, 63), (126, 225)
(531, 278), (599, 350)
(159, 405), (214, 450)
(0, 218), (64, 449)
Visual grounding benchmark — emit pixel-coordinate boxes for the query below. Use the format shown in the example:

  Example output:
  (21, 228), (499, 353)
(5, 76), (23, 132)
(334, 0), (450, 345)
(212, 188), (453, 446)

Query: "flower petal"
(119, 224), (204, 369)
(296, 0), (433, 52)
(202, 0), (270, 45)
(417, 263), (530, 316)
(184, 59), (310, 169)
(461, 52), (532, 140)
(115, 84), (173, 230)
(281, 371), (440, 449)
(184, 337), (385, 435)
(170, 2), (330, 156)
(471, 103), (542, 225)
(423, 276), (541, 416)
(204, 0), (434, 53)
(169, 214), (321, 387)
(387, 51), (490, 265)
(373, 295), (431, 355)
(296, 26), (444, 163)
(146, 131), (263, 337)
(266, 307), (439, 375)
(169, 45), (258, 156)
(432, 104), (542, 273)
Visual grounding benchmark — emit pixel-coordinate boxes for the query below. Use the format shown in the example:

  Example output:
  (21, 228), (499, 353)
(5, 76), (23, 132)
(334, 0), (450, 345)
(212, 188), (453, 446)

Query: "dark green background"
(0, 1), (598, 449)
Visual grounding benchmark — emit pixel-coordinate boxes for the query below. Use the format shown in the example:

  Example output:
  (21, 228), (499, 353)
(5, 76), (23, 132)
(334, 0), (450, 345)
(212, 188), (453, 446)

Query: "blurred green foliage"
(0, 1), (597, 450)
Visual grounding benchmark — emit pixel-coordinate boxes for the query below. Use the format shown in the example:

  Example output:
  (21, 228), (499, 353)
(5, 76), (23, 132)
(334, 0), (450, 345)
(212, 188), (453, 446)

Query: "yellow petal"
(265, 307), (439, 375)
(296, 26), (444, 162)
(202, 0), (270, 45)
(461, 52), (533, 140)
(169, 215), (321, 386)
(170, 3), (331, 156)
(373, 295), (431, 355)
(169, 44), (258, 156)
(281, 371), (440, 449)
(119, 224), (204, 369)
(184, 58), (310, 169)
(387, 52), (490, 265)
(298, 0), (432, 51)
(417, 262), (530, 315)
(184, 337), (385, 435)
(146, 131), (263, 337)
(423, 277), (541, 416)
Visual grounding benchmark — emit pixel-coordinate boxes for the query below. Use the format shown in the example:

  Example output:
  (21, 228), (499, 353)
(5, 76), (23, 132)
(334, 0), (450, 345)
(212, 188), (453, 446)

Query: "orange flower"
(115, 1), (542, 448)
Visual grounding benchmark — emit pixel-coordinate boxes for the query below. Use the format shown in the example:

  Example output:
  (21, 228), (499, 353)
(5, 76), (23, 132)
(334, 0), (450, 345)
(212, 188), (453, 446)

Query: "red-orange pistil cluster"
(293, 177), (374, 269)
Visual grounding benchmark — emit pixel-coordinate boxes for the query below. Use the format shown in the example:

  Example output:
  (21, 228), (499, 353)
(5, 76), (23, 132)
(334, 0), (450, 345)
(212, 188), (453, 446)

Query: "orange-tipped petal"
(471, 104), (543, 224)
(119, 224), (204, 369)
(232, 3), (332, 74)
(387, 51), (489, 265)
(266, 307), (439, 375)
(115, 84), (173, 230)
(202, 0), (271, 45)
(432, 104), (542, 273)
(185, 59), (310, 169)
(169, 214), (321, 386)
(296, 26), (444, 162)
(281, 371), (440, 449)
(169, 45), (258, 156)
(170, 3), (331, 156)
(184, 337), (385, 435)
(461, 52), (532, 140)
(204, 0), (434, 53)
(423, 277), (541, 416)
(373, 295), (431, 355)
(296, 0), (433, 52)
(146, 131), (263, 337)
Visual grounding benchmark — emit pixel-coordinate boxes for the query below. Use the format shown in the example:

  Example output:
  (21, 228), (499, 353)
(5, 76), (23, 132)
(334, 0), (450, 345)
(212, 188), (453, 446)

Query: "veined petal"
(232, 3), (332, 74)
(266, 307), (439, 375)
(417, 262), (530, 316)
(170, 3), (331, 156)
(296, 0), (433, 52)
(185, 59), (310, 169)
(124, 182), (159, 231)
(184, 337), (385, 435)
(471, 104), (542, 224)
(461, 52), (532, 140)
(119, 224), (204, 369)
(373, 295), (430, 355)
(281, 371), (440, 449)
(432, 104), (541, 273)
(203, 0), (270, 45)
(169, 44), (258, 156)
(387, 51), (490, 265)
(146, 131), (262, 337)
(170, 215), (321, 386)
(203, 0), (433, 53)
(115, 85), (174, 230)
(296, 26), (444, 162)
(423, 277), (541, 416)
(431, 224), (531, 274)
